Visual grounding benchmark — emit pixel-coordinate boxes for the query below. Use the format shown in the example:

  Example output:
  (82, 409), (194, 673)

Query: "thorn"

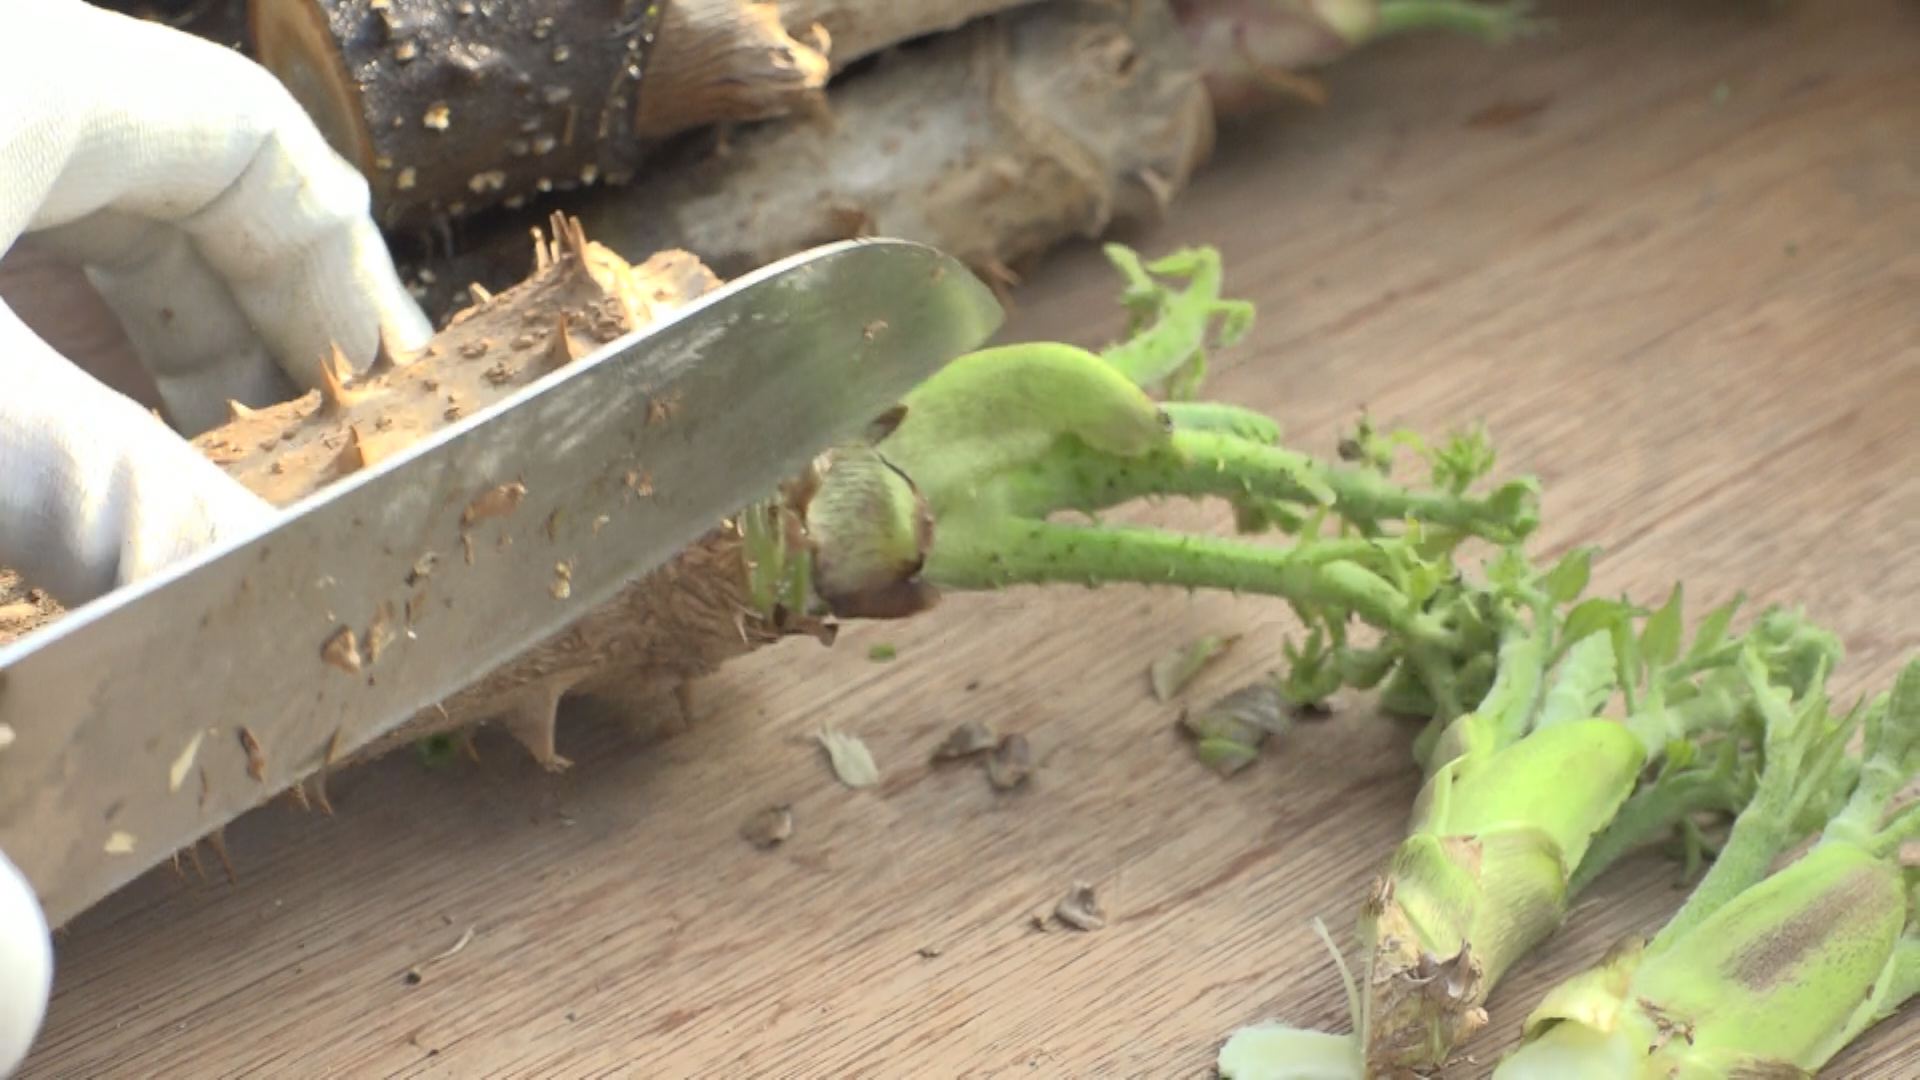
(332, 425), (372, 475)
(500, 680), (572, 772)
(545, 311), (582, 369)
(977, 259), (1021, 307)
(368, 326), (413, 374)
(203, 828), (238, 885)
(1134, 167), (1175, 215)
(226, 399), (256, 422)
(549, 211), (589, 267)
(531, 225), (552, 270)
(311, 772), (335, 817)
(169, 851), (185, 879)
(187, 842), (208, 882)
(467, 282), (493, 305)
(317, 343), (359, 415)
(287, 780), (311, 812)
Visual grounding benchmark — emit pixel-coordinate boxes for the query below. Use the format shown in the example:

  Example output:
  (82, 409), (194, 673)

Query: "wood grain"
(15, 1), (1920, 1076)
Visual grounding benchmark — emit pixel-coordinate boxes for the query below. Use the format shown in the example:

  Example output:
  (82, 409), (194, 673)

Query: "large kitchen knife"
(0, 237), (1003, 926)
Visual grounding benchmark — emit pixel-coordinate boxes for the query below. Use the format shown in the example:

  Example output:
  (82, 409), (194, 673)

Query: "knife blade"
(0, 237), (1003, 926)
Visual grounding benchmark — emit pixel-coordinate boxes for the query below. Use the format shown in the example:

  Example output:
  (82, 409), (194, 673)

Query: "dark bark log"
(249, 0), (668, 231)
(247, 0), (1042, 231)
(406, 0), (1215, 322)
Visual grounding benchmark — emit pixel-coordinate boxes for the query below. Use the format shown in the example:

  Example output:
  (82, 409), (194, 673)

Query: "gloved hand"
(0, 2), (434, 1073)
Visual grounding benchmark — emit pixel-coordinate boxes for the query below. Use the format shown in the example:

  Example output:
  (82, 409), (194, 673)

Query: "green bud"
(805, 446), (937, 619)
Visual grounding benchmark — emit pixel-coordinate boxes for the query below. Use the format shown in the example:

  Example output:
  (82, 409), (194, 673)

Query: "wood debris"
(1180, 679), (1290, 777)
(1053, 882), (1106, 931)
(931, 719), (998, 762)
(238, 726), (268, 782)
(1149, 633), (1241, 701)
(403, 925), (477, 986)
(986, 733), (1033, 791)
(169, 731), (205, 793)
(814, 728), (880, 789)
(740, 805), (794, 849)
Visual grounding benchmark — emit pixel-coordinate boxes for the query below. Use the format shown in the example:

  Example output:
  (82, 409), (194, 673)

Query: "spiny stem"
(1162, 401), (1281, 444)
(1097, 243), (1252, 398)
(998, 430), (1537, 542)
(1623, 670), (1749, 753)
(926, 517), (1454, 649)
(1535, 631), (1618, 729)
(1826, 666), (1920, 850)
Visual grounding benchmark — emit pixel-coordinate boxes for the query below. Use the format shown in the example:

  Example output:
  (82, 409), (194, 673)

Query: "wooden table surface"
(14, 2), (1920, 1076)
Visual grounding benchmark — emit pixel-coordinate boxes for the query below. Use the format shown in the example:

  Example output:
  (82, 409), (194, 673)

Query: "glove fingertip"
(0, 853), (52, 1077)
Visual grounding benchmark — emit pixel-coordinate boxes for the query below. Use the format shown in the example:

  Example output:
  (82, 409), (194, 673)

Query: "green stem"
(1863, 798), (1920, 858)
(999, 431), (1536, 542)
(1097, 245), (1251, 396)
(1624, 672), (1747, 754)
(1645, 788), (1799, 954)
(1571, 767), (1747, 895)
(1825, 668), (1920, 849)
(1162, 402), (1281, 444)
(1536, 631), (1618, 729)
(1882, 935), (1920, 1024)
(1376, 0), (1536, 41)
(926, 517), (1454, 649)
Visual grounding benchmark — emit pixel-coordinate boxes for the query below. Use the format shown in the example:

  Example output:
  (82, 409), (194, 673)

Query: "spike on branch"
(367, 326), (413, 375)
(546, 310), (584, 369)
(331, 425), (377, 475)
(501, 679), (575, 772)
(317, 343), (361, 416)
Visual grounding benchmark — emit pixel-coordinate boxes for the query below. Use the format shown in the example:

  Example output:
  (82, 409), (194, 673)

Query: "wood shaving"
(238, 726), (267, 781)
(1180, 679), (1289, 776)
(1053, 882), (1105, 931)
(814, 728), (880, 789)
(461, 481), (527, 525)
(1149, 633), (1241, 701)
(321, 625), (362, 673)
(404, 925), (476, 985)
(169, 731), (205, 793)
(740, 805), (794, 848)
(986, 733), (1032, 791)
(931, 719), (998, 761)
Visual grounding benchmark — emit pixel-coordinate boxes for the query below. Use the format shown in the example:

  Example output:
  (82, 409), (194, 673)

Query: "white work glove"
(0, 2), (435, 1074)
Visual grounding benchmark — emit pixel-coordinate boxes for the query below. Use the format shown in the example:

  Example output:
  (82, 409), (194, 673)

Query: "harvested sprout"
(1218, 547), (1847, 1075)
(1496, 660), (1920, 1078)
